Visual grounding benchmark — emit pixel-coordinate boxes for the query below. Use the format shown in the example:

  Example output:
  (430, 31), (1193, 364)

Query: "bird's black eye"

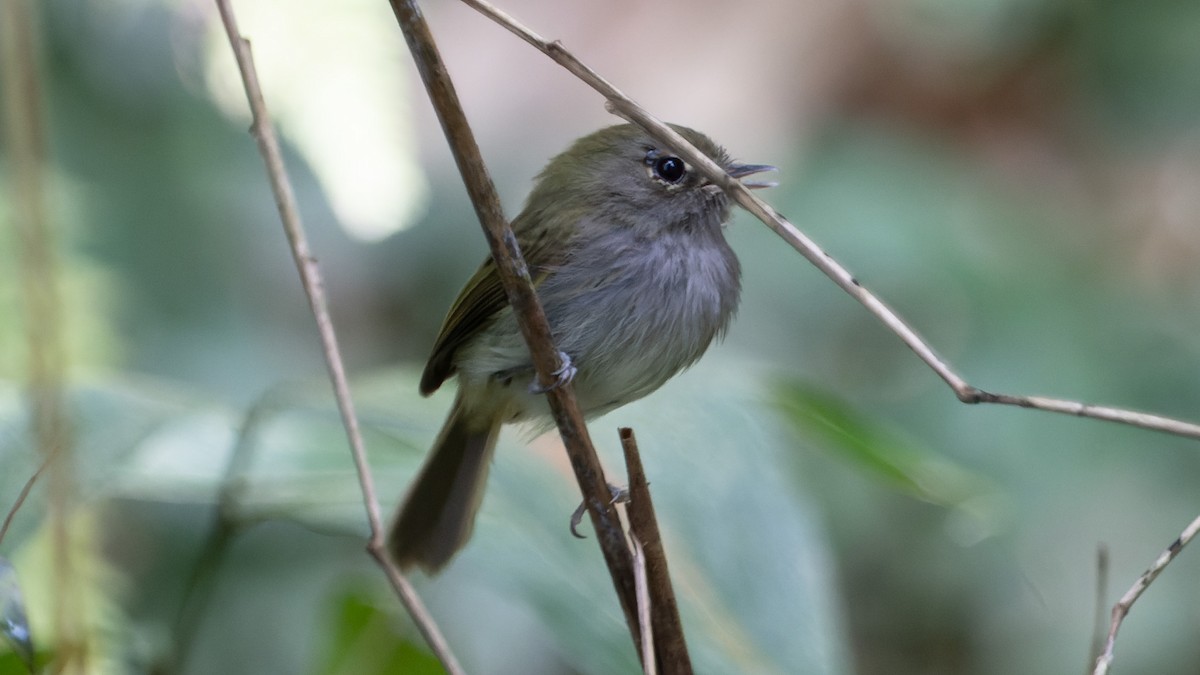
(653, 155), (686, 183)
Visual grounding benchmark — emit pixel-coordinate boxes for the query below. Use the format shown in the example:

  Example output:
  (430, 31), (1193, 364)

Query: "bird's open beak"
(727, 163), (778, 190)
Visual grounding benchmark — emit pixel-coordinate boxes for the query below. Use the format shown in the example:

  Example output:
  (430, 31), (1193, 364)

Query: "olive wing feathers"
(419, 225), (563, 396)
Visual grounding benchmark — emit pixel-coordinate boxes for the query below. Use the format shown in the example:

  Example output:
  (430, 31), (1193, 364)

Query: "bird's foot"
(528, 351), (577, 394)
(569, 484), (629, 538)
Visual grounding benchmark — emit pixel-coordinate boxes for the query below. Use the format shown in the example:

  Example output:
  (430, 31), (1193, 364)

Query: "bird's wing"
(419, 223), (563, 396)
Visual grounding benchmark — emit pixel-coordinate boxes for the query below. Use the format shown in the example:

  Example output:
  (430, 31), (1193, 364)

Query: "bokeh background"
(3, 0), (1200, 673)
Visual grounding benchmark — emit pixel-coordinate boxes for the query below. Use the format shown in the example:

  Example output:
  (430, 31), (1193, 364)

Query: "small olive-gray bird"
(388, 123), (774, 572)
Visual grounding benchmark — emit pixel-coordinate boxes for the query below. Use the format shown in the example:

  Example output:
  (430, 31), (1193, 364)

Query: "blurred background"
(3, 0), (1200, 673)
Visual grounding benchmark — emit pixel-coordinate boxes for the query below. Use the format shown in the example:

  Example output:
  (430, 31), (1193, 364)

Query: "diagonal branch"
(386, 0), (645, 654)
(0, 459), (48, 549)
(1092, 514), (1200, 675)
(212, 2), (462, 672)
(458, 0), (1200, 442)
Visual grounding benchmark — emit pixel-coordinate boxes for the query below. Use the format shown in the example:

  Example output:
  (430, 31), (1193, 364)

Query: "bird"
(388, 123), (774, 572)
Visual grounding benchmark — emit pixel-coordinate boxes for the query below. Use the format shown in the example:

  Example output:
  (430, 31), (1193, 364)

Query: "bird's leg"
(569, 483), (630, 538)
(528, 351), (577, 394)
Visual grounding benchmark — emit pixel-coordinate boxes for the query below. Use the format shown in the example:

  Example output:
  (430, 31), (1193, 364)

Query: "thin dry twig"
(386, 0), (645, 653)
(1087, 545), (1109, 674)
(621, 428), (691, 675)
(1092, 514), (1200, 675)
(631, 535), (655, 675)
(211, 2), (462, 672)
(0, 459), (49, 548)
(458, 0), (1200, 442)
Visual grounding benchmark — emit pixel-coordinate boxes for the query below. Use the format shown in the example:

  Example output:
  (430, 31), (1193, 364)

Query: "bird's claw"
(529, 351), (577, 394)
(569, 484), (630, 538)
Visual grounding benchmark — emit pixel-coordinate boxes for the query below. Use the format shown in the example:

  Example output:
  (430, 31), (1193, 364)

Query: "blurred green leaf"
(0, 648), (53, 675)
(779, 382), (925, 493)
(775, 381), (1007, 545)
(312, 590), (441, 675)
(6, 513), (134, 675)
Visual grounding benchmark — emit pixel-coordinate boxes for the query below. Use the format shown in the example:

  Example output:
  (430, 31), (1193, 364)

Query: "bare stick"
(212, 3), (462, 672)
(620, 428), (692, 675)
(457, 0), (1200, 442)
(1087, 545), (1109, 674)
(631, 535), (656, 675)
(386, 0), (645, 653)
(1092, 514), (1200, 675)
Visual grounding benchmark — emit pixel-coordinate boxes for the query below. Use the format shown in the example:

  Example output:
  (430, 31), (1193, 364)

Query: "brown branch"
(386, 0), (644, 655)
(1092, 514), (1200, 675)
(211, 3), (463, 672)
(621, 428), (692, 675)
(457, 0), (1200, 442)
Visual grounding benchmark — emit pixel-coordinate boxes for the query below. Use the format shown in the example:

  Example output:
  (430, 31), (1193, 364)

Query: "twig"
(385, 0), (644, 654)
(457, 0), (1200, 442)
(620, 428), (691, 675)
(211, 3), (463, 672)
(0, 459), (48, 549)
(631, 535), (655, 675)
(1087, 545), (1109, 674)
(1092, 514), (1200, 675)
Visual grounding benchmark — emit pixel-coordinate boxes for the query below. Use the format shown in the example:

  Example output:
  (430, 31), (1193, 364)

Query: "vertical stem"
(1087, 545), (1109, 673)
(0, 0), (79, 669)
(385, 0), (643, 652)
(211, 2), (463, 671)
(620, 428), (692, 674)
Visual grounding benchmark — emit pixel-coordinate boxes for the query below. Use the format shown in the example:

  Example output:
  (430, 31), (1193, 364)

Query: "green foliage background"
(3, 0), (1200, 673)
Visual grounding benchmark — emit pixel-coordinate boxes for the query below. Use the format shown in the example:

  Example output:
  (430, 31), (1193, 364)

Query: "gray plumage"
(389, 123), (768, 572)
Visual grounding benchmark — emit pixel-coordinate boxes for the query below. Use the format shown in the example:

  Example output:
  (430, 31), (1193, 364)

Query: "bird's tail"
(388, 393), (501, 573)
